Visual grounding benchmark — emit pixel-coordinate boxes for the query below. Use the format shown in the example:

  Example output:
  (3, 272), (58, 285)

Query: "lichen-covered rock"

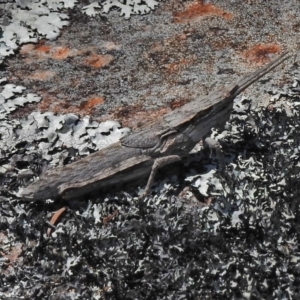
(1, 0), (300, 299)
(0, 0), (161, 62)
(1, 67), (300, 299)
(83, 0), (160, 19)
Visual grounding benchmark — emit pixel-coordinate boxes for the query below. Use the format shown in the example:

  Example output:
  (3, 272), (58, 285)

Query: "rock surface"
(1, 1), (300, 299)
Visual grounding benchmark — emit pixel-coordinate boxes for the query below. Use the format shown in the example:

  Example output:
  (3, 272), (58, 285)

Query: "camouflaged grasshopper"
(20, 52), (290, 201)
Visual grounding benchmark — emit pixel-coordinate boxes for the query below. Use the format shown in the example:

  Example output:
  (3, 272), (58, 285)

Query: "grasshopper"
(19, 52), (290, 201)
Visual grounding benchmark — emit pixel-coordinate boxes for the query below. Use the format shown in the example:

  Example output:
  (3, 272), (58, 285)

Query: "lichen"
(0, 0), (161, 63)
(83, 0), (160, 19)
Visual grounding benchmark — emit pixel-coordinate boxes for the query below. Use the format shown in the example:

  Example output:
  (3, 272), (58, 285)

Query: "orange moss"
(35, 44), (51, 53)
(83, 54), (114, 68)
(164, 57), (195, 74)
(52, 47), (72, 60)
(28, 71), (56, 81)
(19, 41), (80, 61)
(38, 94), (104, 115)
(79, 96), (104, 111)
(19, 41), (114, 68)
(242, 44), (282, 64)
(173, 0), (233, 23)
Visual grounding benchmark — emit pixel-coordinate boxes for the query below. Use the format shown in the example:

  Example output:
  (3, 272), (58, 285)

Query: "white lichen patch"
(1, 111), (130, 164)
(0, 0), (78, 62)
(0, 81), (41, 118)
(83, 0), (160, 19)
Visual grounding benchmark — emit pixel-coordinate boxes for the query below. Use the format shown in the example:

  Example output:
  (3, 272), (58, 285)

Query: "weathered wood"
(19, 52), (290, 201)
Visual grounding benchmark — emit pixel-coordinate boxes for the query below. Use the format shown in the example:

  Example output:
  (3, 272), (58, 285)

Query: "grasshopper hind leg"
(138, 155), (181, 201)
